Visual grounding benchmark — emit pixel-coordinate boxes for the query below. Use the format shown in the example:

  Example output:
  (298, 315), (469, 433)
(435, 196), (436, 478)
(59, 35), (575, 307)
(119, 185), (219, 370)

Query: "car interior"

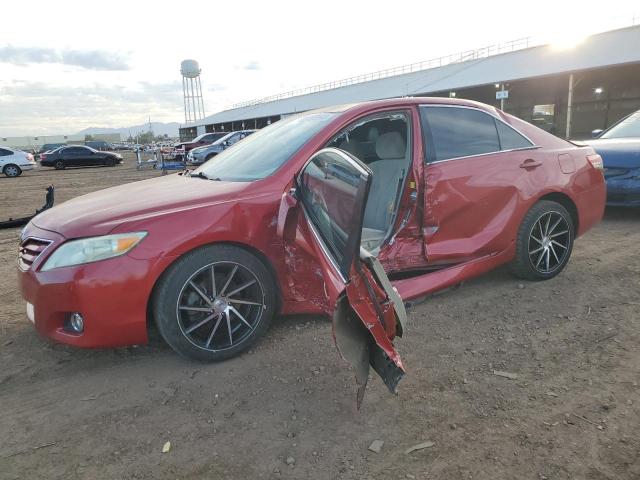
(327, 112), (411, 253)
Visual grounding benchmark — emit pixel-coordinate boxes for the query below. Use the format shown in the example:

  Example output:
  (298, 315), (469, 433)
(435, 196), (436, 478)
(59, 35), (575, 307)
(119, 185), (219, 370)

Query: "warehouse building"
(181, 24), (640, 141)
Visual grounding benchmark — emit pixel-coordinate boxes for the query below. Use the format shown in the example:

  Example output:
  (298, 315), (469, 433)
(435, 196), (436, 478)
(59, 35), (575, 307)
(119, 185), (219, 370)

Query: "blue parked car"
(585, 110), (640, 206)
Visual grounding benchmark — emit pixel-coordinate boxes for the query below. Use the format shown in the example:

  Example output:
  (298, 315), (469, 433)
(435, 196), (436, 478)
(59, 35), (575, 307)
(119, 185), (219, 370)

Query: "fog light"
(69, 312), (84, 333)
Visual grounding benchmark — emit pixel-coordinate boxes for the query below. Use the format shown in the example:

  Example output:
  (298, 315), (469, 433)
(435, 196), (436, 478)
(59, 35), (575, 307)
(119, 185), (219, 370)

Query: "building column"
(565, 73), (574, 139)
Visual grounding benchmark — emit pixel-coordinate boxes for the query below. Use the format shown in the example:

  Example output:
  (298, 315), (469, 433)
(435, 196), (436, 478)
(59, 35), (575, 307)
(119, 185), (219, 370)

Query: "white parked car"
(0, 147), (37, 177)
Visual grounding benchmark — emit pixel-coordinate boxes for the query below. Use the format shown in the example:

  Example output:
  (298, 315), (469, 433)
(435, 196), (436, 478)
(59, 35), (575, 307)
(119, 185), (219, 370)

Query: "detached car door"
(279, 147), (407, 406)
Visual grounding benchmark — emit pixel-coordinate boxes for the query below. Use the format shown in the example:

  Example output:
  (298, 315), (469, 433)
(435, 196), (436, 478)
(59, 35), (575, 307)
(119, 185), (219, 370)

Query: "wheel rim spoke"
(544, 213), (552, 236)
(179, 306), (211, 312)
(228, 298), (263, 306)
(549, 243), (560, 263)
(205, 314), (224, 348)
(548, 217), (563, 234)
(219, 265), (238, 296)
(551, 239), (567, 250)
(545, 249), (550, 271)
(550, 230), (568, 238)
(530, 235), (543, 245)
(225, 310), (233, 346)
(535, 250), (545, 268)
(189, 281), (212, 305)
(210, 266), (217, 297)
(225, 279), (256, 298)
(229, 306), (253, 329)
(529, 245), (544, 255)
(185, 313), (217, 334)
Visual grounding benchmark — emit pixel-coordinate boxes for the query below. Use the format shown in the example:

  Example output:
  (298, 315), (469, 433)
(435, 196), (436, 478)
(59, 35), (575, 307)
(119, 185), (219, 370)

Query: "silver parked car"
(186, 130), (256, 165)
(0, 146), (37, 177)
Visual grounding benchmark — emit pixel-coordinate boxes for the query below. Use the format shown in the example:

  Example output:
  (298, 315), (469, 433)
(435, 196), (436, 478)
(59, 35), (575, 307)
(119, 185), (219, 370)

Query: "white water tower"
(181, 59), (205, 123)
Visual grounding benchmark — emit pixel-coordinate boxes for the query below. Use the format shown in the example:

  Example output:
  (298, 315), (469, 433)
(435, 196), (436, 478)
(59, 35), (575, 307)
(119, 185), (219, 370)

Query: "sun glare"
(548, 32), (588, 50)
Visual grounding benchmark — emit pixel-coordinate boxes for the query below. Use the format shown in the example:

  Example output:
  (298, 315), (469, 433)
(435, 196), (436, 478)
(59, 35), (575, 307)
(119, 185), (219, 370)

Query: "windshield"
(601, 111), (640, 139)
(195, 112), (338, 181)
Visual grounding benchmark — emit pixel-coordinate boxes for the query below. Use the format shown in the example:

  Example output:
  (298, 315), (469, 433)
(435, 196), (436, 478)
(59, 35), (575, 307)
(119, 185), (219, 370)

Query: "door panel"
(423, 150), (539, 263)
(279, 147), (407, 406)
(419, 105), (546, 264)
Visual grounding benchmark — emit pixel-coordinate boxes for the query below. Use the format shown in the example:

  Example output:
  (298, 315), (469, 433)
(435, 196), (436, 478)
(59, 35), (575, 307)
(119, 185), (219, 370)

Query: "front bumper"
(606, 169), (640, 206)
(18, 225), (175, 348)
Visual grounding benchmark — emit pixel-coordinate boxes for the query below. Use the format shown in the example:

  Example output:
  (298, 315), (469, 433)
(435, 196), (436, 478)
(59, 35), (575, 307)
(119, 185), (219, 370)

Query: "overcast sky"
(1, 0), (638, 136)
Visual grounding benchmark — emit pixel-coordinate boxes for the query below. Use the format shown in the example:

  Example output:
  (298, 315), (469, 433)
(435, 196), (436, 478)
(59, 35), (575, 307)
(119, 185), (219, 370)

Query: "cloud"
(241, 60), (260, 71)
(0, 81), (185, 135)
(0, 45), (130, 70)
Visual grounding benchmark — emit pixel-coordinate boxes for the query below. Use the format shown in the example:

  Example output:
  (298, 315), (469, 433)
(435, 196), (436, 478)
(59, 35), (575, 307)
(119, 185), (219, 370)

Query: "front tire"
(510, 200), (574, 281)
(153, 245), (277, 361)
(3, 164), (22, 177)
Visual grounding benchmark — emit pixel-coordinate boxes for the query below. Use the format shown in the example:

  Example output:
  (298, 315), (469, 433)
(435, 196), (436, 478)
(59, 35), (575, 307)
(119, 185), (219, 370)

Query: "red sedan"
(18, 98), (605, 397)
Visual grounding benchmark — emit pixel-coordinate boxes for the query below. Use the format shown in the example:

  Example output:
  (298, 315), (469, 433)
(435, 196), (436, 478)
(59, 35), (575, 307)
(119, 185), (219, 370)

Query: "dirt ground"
(1, 154), (639, 480)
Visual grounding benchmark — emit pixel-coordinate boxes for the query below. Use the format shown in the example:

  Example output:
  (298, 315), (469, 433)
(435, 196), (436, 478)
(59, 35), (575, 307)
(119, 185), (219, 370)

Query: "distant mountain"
(77, 122), (181, 138)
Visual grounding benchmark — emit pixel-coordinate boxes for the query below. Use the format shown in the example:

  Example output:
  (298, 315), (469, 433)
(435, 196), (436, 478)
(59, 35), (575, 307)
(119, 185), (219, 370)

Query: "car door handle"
(519, 159), (542, 169)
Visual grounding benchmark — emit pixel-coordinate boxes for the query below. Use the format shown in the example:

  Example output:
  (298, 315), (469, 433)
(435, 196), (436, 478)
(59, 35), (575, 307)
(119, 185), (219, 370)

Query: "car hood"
(577, 138), (640, 168)
(32, 174), (258, 238)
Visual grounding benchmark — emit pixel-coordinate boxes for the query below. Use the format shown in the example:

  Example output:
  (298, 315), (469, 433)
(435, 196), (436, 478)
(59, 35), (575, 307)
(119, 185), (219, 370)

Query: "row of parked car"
(173, 130), (256, 164)
(0, 144), (124, 177)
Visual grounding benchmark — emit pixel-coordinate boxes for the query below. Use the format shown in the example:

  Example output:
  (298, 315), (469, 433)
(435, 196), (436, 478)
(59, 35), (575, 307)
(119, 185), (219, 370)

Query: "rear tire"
(153, 244), (277, 362)
(3, 164), (22, 177)
(54, 160), (66, 170)
(510, 200), (574, 281)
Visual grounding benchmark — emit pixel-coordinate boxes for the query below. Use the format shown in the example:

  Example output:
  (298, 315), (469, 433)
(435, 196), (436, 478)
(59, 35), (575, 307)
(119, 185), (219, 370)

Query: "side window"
(0, 148), (11, 156)
(298, 149), (371, 277)
(495, 121), (532, 150)
(420, 106), (499, 162)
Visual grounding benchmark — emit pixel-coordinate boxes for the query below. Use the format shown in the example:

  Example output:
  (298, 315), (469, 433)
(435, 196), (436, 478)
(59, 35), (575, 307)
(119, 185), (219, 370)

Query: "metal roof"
(196, 25), (640, 126)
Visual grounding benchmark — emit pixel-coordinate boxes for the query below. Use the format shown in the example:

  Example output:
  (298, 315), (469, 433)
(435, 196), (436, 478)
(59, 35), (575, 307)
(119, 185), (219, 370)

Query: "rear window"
(495, 121), (532, 150)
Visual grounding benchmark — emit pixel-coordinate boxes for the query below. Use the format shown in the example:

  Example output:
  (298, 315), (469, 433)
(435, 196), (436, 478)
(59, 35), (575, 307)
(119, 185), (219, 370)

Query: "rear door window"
(420, 106), (500, 162)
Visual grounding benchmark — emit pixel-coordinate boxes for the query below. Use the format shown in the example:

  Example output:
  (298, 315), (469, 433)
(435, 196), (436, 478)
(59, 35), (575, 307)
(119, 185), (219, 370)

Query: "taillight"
(41, 154), (46, 161)
(587, 154), (603, 170)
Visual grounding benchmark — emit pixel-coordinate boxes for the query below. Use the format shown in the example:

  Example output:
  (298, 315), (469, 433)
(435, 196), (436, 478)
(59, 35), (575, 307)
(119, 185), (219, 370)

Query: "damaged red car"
(18, 98), (605, 396)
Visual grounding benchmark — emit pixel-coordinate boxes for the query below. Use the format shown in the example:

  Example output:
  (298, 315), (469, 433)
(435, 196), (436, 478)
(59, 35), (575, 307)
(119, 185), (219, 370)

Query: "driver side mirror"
(591, 129), (603, 138)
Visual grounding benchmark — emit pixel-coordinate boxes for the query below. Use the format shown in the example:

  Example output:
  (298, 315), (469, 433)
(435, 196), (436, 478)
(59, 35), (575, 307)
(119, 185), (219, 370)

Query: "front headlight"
(41, 232), (147, 271)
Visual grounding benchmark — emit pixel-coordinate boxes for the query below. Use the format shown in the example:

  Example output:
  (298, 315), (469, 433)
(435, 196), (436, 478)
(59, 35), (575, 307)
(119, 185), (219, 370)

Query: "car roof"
(333, 96), (501, 116)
